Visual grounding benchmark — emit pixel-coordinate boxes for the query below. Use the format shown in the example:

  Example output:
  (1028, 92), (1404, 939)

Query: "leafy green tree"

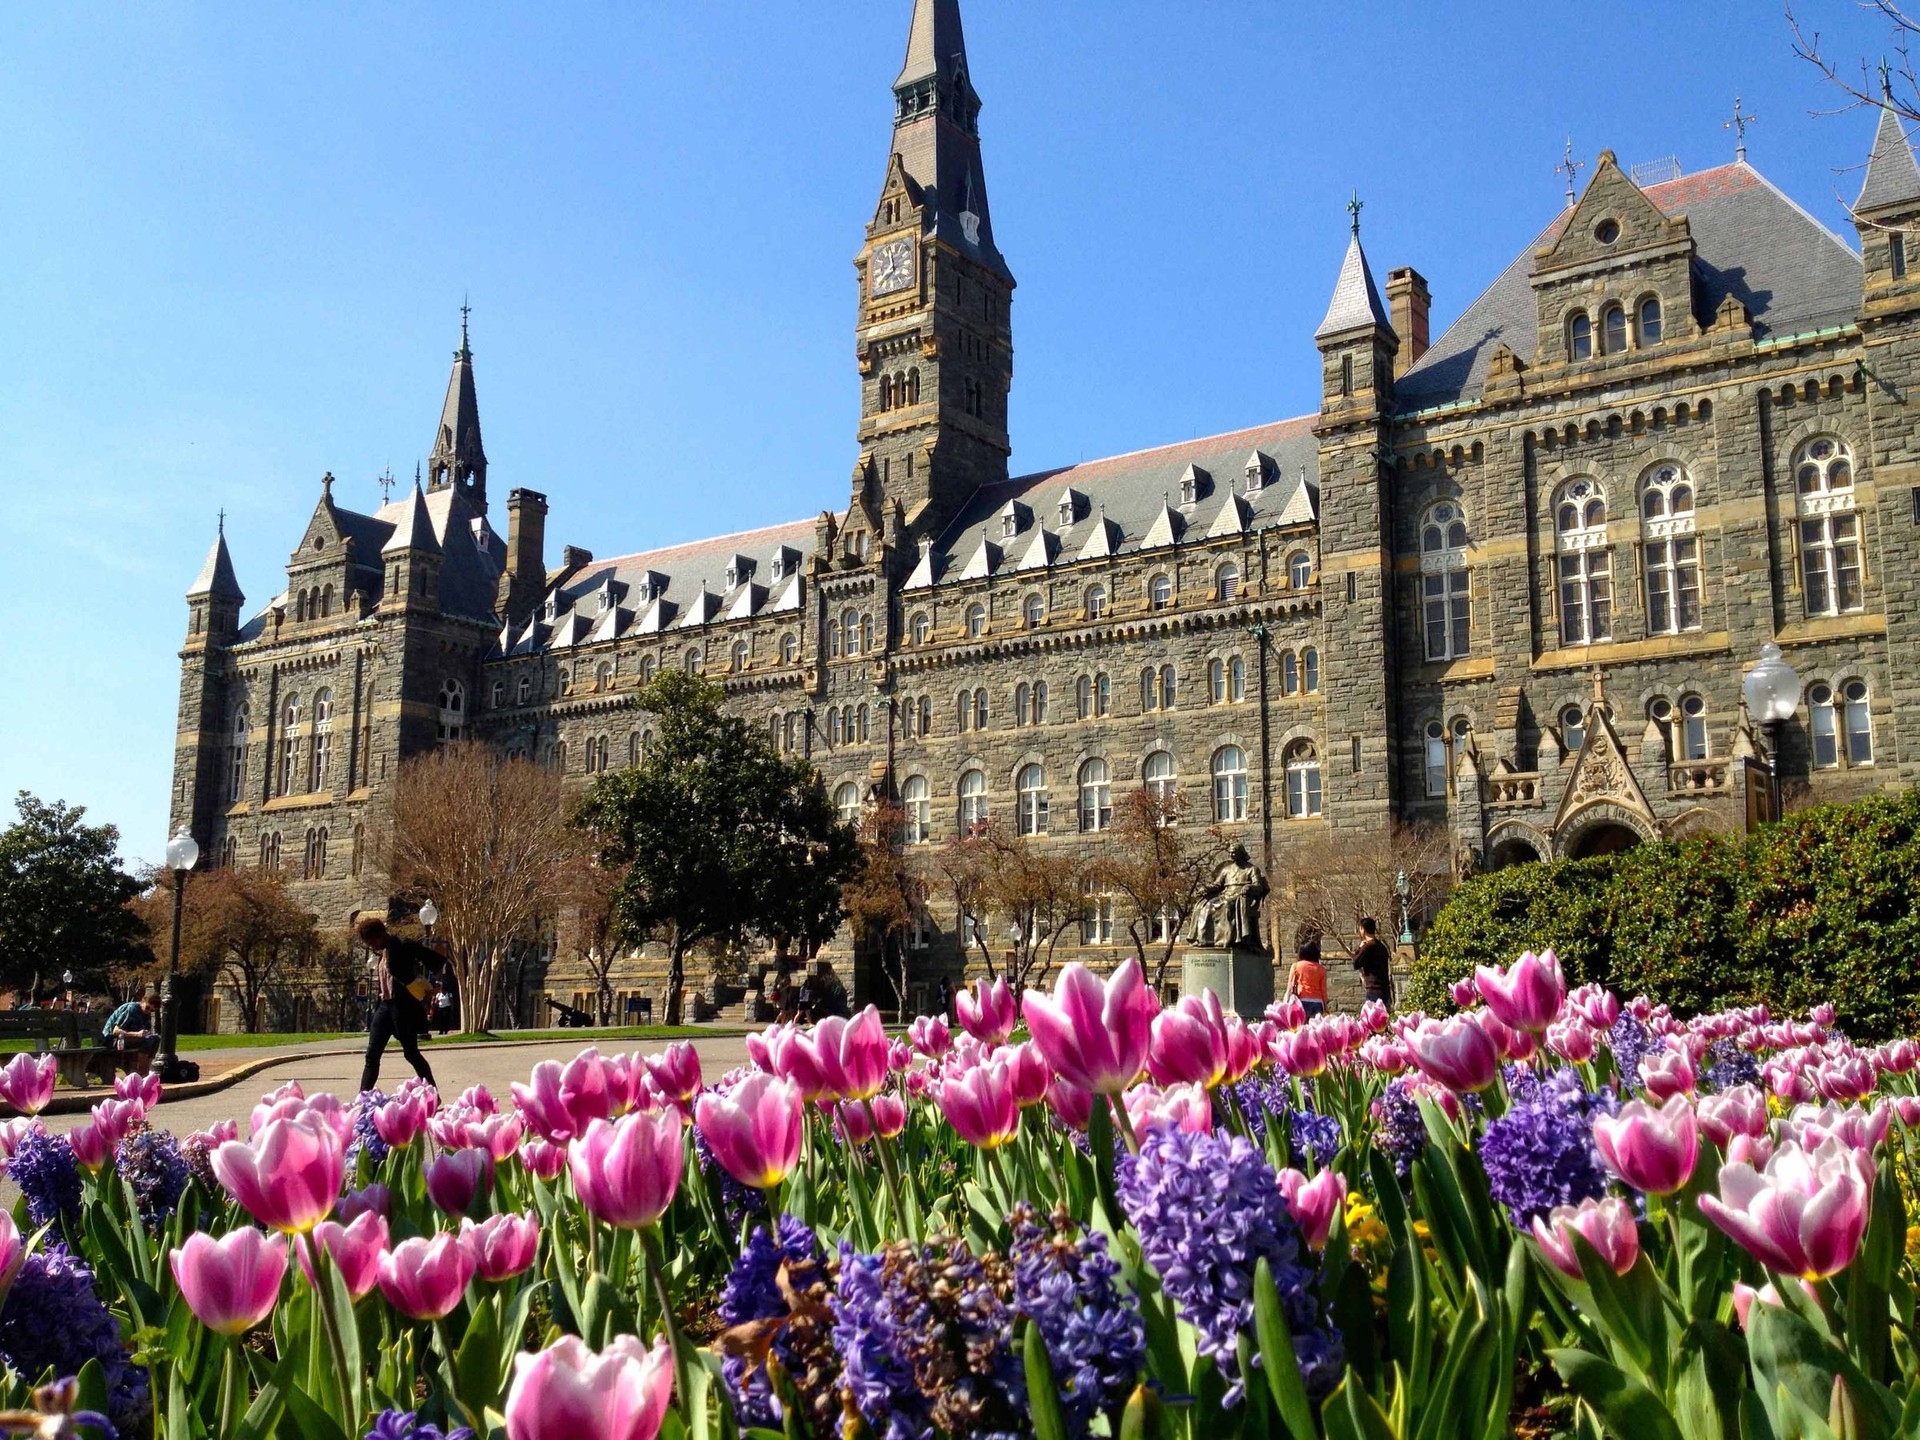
(0, 792), (145, 997)
(572, 671), (859, 1024)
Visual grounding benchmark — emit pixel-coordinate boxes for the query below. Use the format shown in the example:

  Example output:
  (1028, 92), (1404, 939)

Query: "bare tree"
(931, 820), (1085, 995)
(388, 741), (579, 1032)
(844, 802), (929, 1022)
(1092, 786), (1230, 993)
(553, 857), (628, 1025)
(1274, 820), (1451, 960)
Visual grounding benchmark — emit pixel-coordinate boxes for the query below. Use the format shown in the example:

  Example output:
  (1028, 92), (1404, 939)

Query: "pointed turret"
(1857, 102), (1920, 216)
(426, 307), (488, 508)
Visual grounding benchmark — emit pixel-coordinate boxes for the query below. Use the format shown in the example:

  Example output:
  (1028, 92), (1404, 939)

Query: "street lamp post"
(1741, 642), (1802, 823)
(156, 828), (199, 1083)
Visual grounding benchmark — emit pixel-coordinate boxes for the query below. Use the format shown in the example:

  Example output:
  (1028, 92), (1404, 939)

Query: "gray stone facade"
(169, 2), (1920, 1023)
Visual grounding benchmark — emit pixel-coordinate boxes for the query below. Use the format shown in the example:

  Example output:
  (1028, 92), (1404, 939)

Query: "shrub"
(1409, 788), (1920, 1038)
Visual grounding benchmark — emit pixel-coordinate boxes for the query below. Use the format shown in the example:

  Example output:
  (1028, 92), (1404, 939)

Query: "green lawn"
(174, 1024), (730, 1051)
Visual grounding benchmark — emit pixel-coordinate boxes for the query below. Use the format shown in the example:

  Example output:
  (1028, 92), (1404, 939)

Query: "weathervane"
(1725, 96), (1758, 161)
(1555, 138), (1585, 208)
(1346, 189), (1363, 237)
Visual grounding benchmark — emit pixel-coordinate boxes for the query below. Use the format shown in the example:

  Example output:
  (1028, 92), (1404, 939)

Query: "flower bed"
(0, 951), (1912, 1439)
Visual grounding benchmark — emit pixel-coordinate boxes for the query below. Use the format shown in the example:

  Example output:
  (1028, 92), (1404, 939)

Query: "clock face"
(870, 237), (915, 296)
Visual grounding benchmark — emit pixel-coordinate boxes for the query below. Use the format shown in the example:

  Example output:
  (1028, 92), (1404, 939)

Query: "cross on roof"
(1725, 96), (1758, 161)
(1346, 189), (1363, 236)
(1555, 138), (1585, 208)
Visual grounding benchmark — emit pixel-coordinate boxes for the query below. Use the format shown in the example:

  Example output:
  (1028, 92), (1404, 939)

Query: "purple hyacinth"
(1010, 1206), (1145, 1438)
(7, 1128), (82, 1231)
(0, 1243), (149, 1433)
(1478, 1067), (1615, 1225)
(1116, 1126), (1342, 1405)
(719, 1216), (830, 1431)
(363, 1410), (475, 1440)
(833, 1238), (1026, 1440)
(1606, 1016), (1652, 1095)
(1370, 1078), (1428, 1179)
(115, 1127), (190, 1228)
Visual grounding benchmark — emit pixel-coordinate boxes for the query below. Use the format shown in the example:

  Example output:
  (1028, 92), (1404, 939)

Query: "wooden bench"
(0, 1012), (117, 1089)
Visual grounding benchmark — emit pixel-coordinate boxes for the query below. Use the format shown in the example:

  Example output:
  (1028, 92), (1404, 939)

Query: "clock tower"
(853, 0), (1015, 549)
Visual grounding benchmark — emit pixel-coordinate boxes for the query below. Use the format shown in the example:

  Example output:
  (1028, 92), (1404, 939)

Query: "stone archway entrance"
(1565, 821), (1641, 858)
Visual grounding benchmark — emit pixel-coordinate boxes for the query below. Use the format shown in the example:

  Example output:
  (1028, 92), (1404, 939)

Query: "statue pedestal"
(1178, 946), (1273, 1021)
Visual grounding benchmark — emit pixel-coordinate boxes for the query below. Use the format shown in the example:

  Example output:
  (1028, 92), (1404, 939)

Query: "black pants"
(359, 1000), (436, 1094)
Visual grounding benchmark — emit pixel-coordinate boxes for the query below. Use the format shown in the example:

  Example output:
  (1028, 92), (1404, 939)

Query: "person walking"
(1351, 916), (1394, 1010)
(353, 916), (438, 1094)
(1285, 936), (1329, 1019)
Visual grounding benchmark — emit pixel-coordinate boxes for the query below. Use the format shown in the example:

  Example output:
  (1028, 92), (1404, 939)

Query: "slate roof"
(916, 417), (1320, 589)
(1396, 162), (1864, 411)
(1857, 103), (1920, 213)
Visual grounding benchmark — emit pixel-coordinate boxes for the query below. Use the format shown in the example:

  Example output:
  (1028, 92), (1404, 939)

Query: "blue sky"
(0, 1), (1903, 867)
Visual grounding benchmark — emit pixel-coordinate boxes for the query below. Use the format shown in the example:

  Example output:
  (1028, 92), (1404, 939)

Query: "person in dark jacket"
(353, 916), (438, 1093)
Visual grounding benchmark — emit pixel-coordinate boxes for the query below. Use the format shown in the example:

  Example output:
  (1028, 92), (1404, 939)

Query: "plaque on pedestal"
(1178, 946), (1274, 1021)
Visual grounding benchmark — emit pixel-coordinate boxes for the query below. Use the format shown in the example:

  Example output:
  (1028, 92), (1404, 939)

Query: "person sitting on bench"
(100, 988), (161, 1075)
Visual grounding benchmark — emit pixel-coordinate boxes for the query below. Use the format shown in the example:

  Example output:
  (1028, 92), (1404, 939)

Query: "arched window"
(1637, 295), (1663, 345)
(1302, 648), (1319, 693)
(1211, 747), (1247, 822)
(228, 705), (250, 803)
(966, 603), (987, 638)
(1640, 464), (1700, 635)
(311, 689), (334, 792)
(781, 634), (798, 664)
(1149, 573), (1172, 609)
(1561, 705), (1587, 752)
(902, 776), (931, 844)
(910, 613), (930, 645)
(279, 695), (302, 796)
(1421, 500), (1471, 660)
(1794, 438), (1863, 616)
(1424, 721), (1448, 798)
(834, 782), (861, 826)
(1569, 311), (1593, 360)
(959, 769), (989, 831)
(1554, 478), (1613, 645)
(1844, 680), (1874, 765)
(1601, 303), (1628, 354)
(1024, 594), (1045, 628)
(1079, 759), (1112, 832)
(1288, 552), (1313, 588)
(1144, 751), (1176, 806)
(594, 661), (612, 692)
(1032, 680), (1048, 725)
(1216, 563), (1241, 601)
(1159, 665), (1176, 711)
(1679, 694), (1708, 760)
(517, 674), (533, 705)
(1282, 651), (1299, 695)
(1016, 764), (1049, 835)
(731, 642), (748, 673)
(1085, 585), (1108, 619)
(1285, 742), (1323, 818)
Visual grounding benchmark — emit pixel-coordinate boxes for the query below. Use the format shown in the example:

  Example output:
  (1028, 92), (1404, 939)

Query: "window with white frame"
(1079, 759), (1112, 832)
(903, 776), (930, 843)
(1794, 438), (1862, 616)
(1145, 750), (1176, 806)
(1211, 746), (1247, 822)
(1420, 501), (1471, 660)
(1554, 478), (1612, 645)
(1640, 464), (1700, 634)
(1285, 742), (1323, 818)
(959, 769), (989, 831)
(1016, 764), (1049, 835)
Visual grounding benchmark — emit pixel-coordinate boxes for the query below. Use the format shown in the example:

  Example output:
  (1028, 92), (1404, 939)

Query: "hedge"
(1405, 787), (1920, 1039)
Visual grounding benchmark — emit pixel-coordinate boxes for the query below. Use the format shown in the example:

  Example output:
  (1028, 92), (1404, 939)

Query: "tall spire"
(889, 0), (1006, 275)
(426, 306), (487, 507)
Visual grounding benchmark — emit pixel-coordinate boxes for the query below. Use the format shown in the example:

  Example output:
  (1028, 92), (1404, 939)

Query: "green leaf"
(1023, 1323), (1072, 1440)
(1547, 1348), (1684, 1440)
(1252, 1258), (1316, 1440)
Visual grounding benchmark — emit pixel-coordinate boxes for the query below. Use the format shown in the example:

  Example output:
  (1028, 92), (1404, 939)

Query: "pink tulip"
(646, 1043), (703, 1103)
(941, 1062), (1021, 1149)
(373, 1093), (431, 1148)
(1359, 999), (1390, 1036)
(298, 1211), (388, 1300)
(1697, 1085), (1770, 1147)
(1045, 1075), (1093, 1131)
(812, 1008), (890, 1101)
(462, 1212), (541, 1282)
(569, 1110), (684, 1229)
(997, 1043), (1051, 1108)
(1148, 992), (1230, 1089)
(426, 1148), (493, 1217)
(90, 1097), (145, 1149)
(1530, 1197), (1641, 1279)
(171, 1229), (287, 1335)
(1474, 950), (1566, 1034)
(0, 1054), (56, 1117)
(519, 1137), (569, 1182)
(1699, 1136), (1876, 1280)
(1639, 1050), (1696, 1101)
(1567, 984), (1620, 1033)
(337, 1182), (392, 1224)
(212, 1116), (347, 1234)
(1593, 1095), (1699, 1195)
(696, 1073), (805, 1189)
(505, 1333), (674, 1440)
(1403, 1015), (1500, 1093)
(1278, 1166), (1348, 1250)
(1547, 1019), (1596, 1064)
(376, 1232), (476, 1321)
(908, 1016), (951, 1058)
(956, 978), (1017, 1044)
(67, 1122), (111, 1172)
(1024, 961), (1157, 1096)
(1123, 1083), (1212, 1136)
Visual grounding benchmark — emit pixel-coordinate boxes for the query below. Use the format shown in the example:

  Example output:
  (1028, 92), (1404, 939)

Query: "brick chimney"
(498, 488), (548, 624)
(1386, 267), (1430, 378)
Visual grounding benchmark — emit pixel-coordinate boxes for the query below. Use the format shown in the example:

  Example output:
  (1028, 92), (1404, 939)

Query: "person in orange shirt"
(1286, 936), (1329, 1018)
